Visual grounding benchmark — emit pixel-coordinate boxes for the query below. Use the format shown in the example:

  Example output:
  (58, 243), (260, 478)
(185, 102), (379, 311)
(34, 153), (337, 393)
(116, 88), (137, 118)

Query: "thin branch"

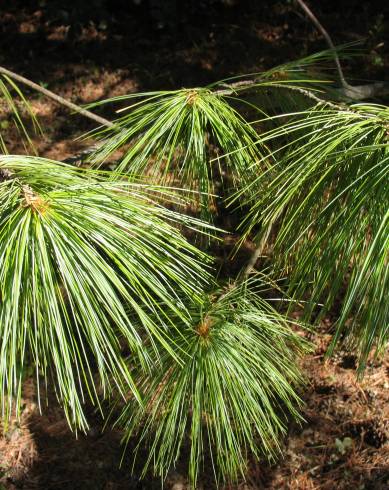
(295, 0), (351, 90)
(0, 66), (115, 129)
(268, 83), (345, 110)
(214, 79), (257, 96)
(215, 80), (343, 109)
(241, 223), (273, 280)
(294, 0), (389, 99)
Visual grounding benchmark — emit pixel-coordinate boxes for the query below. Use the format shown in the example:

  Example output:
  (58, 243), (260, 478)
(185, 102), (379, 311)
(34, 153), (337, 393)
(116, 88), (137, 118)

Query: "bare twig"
(268, 83), (344, 109)
(296, 0), (351, 90)
(241, 223), (273, 280)
(214, 79), (257, 96)
(295, 0), (389, 100)
(0, 66), (115, 129)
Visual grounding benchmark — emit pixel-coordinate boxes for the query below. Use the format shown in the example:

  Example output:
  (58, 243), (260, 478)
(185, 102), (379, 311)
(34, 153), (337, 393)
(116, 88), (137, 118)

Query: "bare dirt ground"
(0, 1), (388, 488)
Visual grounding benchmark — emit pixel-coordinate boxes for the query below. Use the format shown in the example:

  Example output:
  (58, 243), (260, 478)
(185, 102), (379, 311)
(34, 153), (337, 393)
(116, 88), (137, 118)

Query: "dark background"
(1, 0), (388, 90)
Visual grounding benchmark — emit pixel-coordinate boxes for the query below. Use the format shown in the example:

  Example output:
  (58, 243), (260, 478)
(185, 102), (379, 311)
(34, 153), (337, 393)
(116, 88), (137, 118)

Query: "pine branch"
(238, 101), (389, 369)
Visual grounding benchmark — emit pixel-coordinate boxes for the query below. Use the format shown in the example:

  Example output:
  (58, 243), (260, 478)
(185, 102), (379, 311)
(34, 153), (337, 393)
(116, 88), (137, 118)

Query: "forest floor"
(0, 1), (388, 489)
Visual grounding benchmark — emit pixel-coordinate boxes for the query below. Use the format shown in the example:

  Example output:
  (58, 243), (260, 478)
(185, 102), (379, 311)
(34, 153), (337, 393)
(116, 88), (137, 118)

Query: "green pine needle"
(117, 277), (309, 487)
(238, 103), (389, 371)
(0, 155), (212, 429)
(0, 75), (41, 154)
(86, 87), (265, 221)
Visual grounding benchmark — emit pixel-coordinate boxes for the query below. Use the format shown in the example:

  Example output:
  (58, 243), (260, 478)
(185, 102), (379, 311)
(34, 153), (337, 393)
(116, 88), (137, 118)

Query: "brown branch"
(213, 79), (257, 96)
(294, 0), (389, 99)
(295, 0), (351, 90)
(241, 223), (273, 280)
(267, 83), (345, 110)
(0, 66), (115, 129)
